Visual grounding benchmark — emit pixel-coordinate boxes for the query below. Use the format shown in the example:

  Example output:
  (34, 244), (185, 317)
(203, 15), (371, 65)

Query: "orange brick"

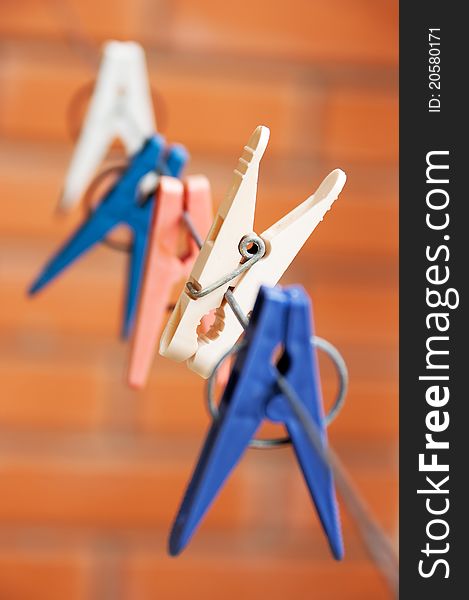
(258, 185), (398, 260)
(0, 6), (397, 600)
(0, 44), (321, 158)
(157, 70), (321, 158)
(123, 552), (392, 600)
(137, 360), (209, 434)
(286, 460), (398, 533)
(233, 440), (398, 543)
(0, 142), (73, 237)
(321, 380), (397, 442)
(0, 325), (121, 377)
(323, 88), (398, 163)
(0, 141), (398, 259)
(0, 47), (88, 141)
(0, 454), (252, 530)
(0, 228), (396, 340)
(0, 317), (397, 442)
(0, 549), (92, 600)
(298, 282), (398, 347)
(0, 361), (109, 430)
(138, 357), (397, 442)
(0, 0), (397, 68)
(168, 0), (398, 66)
(0, 236), (124, 337)
(0, 0), (160, 43)
(0, 439), (396, 536)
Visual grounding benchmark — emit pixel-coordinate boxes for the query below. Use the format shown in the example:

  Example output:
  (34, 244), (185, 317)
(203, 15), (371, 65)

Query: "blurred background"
(0, 1), (397, 598)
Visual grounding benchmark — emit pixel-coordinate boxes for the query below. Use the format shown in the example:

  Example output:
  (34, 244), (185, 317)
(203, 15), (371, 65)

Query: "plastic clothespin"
(169, 284), (343, 559)
(60, 41), (156, 212)
(160, 125), (346, 378)
(28, 135), (188, 338)
(127, 175), (213, 388)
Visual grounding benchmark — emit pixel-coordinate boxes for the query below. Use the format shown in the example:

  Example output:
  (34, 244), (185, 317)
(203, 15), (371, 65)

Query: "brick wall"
(0, 1), (398, 598)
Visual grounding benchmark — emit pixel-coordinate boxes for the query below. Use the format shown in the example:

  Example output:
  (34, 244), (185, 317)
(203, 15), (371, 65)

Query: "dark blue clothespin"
(169, 285), (343, 559)
(28, 135), (188, 337)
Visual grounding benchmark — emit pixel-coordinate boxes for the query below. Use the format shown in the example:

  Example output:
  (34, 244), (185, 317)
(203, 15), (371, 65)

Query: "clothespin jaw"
(127, 175), (212, 388)
(60, 40), (156, 212)
(169, 285), (343, 559)
(28, 134), (189, 338)
(160, 125), (346, 378)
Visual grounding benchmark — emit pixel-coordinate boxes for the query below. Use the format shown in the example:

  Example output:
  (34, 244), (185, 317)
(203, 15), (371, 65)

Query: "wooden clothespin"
(60, 40), (155, 212)
(160, 126), (347, 378)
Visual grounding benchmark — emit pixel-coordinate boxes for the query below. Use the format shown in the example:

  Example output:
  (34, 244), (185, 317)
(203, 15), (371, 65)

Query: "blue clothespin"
(169, 285), (343, 559)
(28, 135), (188, 338)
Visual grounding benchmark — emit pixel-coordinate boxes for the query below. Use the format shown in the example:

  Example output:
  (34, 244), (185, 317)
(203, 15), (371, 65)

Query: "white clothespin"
(60, 41), (156, 212)
(160, 126), (346, 378)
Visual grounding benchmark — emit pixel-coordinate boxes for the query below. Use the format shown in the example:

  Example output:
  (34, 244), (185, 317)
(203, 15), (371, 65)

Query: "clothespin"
(169, 284), (343, 558)
(60, 41), (156, 212)
(28, 135), (188, 338)
(160, 125), (346, 378)
(127, 175), (212, 388)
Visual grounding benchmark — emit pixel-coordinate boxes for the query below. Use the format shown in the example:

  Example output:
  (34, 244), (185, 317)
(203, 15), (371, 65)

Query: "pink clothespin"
(127, 175), (212, 388)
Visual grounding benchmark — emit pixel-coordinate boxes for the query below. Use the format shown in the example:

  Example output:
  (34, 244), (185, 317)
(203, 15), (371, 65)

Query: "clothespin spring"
(186, 235), (266, 300)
